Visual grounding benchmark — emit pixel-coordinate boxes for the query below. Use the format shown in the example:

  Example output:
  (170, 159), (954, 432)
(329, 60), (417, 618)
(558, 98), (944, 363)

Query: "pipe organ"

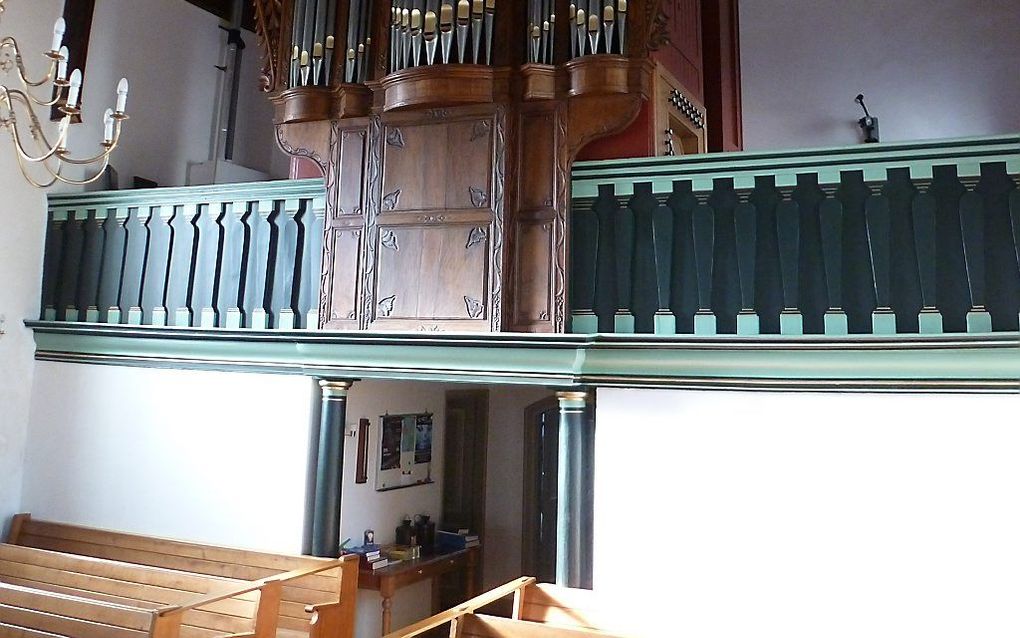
(253, 0), (675, 333)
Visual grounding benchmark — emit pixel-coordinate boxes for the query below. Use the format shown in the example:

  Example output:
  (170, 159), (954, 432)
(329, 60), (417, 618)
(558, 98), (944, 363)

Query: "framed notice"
(377, 413), (433, 491)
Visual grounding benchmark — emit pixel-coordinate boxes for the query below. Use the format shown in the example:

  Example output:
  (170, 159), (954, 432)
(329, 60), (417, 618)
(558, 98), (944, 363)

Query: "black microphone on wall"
(855, 93), (880, 143)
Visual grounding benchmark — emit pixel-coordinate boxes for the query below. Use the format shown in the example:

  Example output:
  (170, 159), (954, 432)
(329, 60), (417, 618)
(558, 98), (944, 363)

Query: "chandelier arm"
(12, 143), (61, 188)
(0, 38), (59, 88)
(57, 121), (122, 166)
(6, 87), (67, 151)
(1, 87), (69, 162)
(52, 154), (110, 186)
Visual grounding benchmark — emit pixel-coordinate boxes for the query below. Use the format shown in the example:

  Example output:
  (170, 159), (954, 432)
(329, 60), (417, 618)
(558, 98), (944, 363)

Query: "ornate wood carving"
(253, 0), (285, 93)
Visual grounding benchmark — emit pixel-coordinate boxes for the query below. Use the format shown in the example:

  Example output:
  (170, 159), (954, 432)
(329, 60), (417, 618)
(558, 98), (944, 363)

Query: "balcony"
(28, 135), (1020, 391)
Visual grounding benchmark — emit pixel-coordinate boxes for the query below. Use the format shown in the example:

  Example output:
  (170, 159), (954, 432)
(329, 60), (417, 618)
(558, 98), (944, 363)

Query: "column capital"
(556, 391), (589, 411)
(319, 379), (354, 400)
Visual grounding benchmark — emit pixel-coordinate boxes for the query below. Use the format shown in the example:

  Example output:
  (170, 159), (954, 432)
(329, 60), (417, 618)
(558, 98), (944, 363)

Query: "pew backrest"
(7, 515), (357, 638)
(517, 583), (622, 632)
(0, 581), (162, 638)
(0, 543), (260, 638)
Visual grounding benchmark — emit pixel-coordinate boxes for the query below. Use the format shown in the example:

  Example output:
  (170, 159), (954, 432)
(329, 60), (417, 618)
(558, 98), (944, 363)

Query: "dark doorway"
(438, 389), (489, 609)
(521, 397), (559, 584)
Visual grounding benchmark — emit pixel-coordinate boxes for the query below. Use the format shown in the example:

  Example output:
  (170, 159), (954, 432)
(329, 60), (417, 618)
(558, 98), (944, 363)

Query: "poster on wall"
(376, 413), (433, 491)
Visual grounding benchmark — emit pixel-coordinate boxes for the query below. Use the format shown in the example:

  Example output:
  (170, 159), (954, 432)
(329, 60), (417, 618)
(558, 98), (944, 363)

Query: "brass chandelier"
(0, 3), (130, 187)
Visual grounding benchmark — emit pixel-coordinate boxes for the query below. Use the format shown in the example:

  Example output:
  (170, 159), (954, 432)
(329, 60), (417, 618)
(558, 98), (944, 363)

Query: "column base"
(306, 310), (319, 330)
(779, 311), (803, 336)
(199, 308), (217, 328)
(966, 308), (992, 333)
(613, 311), (635, 334)
(653, 312), (676, 335)
(693, 311), (717, 336)
(570, 311), (598, 334)
(225, 308), (243, 329)
(918, 309), (943, 334)
(278, 309), (296, 330)
(63, 307), (80, 322)
(127, 307), (144, 325)
(174, 308), (192, 327)
(84, 306), (100, 323)
(736, 312), (760, 336)
(823, 311), (849, 336)
(151, 307), (168, 327)
(871, 309), (897, 335)
(250, 309), (269, 330)
(105, 307), (121, 325)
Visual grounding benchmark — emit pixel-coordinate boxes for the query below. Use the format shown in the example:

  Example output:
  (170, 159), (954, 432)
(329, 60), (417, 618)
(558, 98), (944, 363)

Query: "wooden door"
(521, 397), (559, 584)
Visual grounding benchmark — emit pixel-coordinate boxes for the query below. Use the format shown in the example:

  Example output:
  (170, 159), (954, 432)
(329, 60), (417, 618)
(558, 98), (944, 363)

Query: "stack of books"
(348, 544), (389, 570)
(436, 530), (481, 552)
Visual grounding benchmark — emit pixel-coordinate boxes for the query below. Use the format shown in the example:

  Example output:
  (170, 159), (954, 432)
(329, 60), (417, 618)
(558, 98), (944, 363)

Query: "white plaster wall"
(0, 0), (62, 537)
(21, 361), (315, 551)
(594, 388), (1020, 638)
(739, 0), (1020, 150)
(70, 0), (285, 187)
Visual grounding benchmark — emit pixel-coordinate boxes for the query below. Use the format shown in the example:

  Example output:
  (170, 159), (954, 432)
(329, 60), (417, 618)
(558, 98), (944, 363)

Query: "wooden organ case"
(253, 1), (674, 333)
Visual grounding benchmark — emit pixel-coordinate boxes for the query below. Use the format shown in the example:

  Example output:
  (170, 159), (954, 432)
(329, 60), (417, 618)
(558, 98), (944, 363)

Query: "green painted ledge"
(27, 322), (1020, 393)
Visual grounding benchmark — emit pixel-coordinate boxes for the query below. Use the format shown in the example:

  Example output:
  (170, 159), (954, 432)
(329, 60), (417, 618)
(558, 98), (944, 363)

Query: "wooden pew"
(6, 515), (358, 638)
(0, 579), (277, 638)
(0, 543), (273, 638)
(383, 578), (635, 638)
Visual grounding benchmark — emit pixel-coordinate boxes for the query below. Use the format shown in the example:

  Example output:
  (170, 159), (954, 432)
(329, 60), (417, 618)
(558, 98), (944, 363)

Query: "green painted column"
(555, 391), (593, 589)
(311, 380), (354, 558)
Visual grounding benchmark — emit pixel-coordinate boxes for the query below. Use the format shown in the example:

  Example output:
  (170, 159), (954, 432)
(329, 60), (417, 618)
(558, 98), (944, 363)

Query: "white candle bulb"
(67, 69), (82, 109)
(51, 17), (66, 52)
(57, 46), (69, 81)
(103, 108), (115, 143)
(116, 78), (129, 113)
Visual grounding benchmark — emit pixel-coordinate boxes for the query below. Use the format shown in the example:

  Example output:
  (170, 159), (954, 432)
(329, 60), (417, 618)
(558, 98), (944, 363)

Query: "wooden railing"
(42, 179), (326, 329)
(570, 135), (1020, 335)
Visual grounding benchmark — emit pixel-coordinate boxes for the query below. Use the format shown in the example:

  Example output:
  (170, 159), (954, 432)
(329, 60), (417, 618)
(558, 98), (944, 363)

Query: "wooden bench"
(0, 579), (275, 638)
(383, 577), (633, 638)
(7, 515), (358, 638)
(0, 543), (277, 638)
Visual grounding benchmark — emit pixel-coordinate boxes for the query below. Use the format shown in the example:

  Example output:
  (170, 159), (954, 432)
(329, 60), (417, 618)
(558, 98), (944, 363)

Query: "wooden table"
(359, 546), (479, 635)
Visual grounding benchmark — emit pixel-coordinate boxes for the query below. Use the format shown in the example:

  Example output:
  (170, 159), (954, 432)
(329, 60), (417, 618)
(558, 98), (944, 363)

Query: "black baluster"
(120, 206), (149, 325)
(976, 162), (1020, 331)
(749, 176), (782, 334)
(651, 191), (675, 334)
(614, 189), (636, 333)
(218, 200), (248, 328)
(960, 182), (990, 332)
(143, 205), (174, 326)
(78, 208), (105, 323)
(792, 174), (827, 334)
(628, 183), (659, 333)
(777, 185), (802, 334)
(929, 165), (969, 332)
(882, 169), (922, 333)
(40, 208), (67, 320)
(912, 188), (941, 333)
(192, 202), (223, 328)
(692, 194), (716, 335)
(592, 185), (620, 333)
(58, 210), (85, 322)
(733, 187), (758, 335)
(668, 181), (699, 334)
(97, 207), (127, 324)
(834, 171), (872, 334)
(570, 193), (600, 333)
(708, 178), (740, 335)
(165, 203), (197, 326)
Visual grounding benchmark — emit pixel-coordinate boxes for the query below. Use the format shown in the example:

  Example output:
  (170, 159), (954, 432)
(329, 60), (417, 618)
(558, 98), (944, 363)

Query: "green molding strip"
(28, 322), (1020, 393)
(572, 134), (1020, 197)
(47, 178), (326, 215)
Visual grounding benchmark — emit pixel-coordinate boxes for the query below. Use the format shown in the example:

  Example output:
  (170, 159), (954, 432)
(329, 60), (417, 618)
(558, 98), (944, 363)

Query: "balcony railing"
(570, 135), (1020, 335)
(41, 179), (325, 329)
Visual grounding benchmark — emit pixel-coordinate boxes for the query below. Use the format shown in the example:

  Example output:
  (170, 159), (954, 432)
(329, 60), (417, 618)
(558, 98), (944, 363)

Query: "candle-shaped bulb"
(326, 35), (335, 50)
(57, 46), (69, 81)
(440, 4), (454, 26)
(292, 45), (299, 60)
(618, 0), (627, 13)
(57, 117), (70, 145)
(103, 108), (115, 143)
(411, 8), (422, 29)
(51, 17), (66, 52)
(115, 77), (129, 113)
(300, 50), (309, 66)
(457, 0), (469, 20)
(472, 0), (483, 15)
(67, 69), (82, 109)
(424, 10), (437, 34)
(604, 5), (614, 23)
(576, 8), (585, 26)
(313, 42), (323, 58)
(588, 14), (599, 33)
